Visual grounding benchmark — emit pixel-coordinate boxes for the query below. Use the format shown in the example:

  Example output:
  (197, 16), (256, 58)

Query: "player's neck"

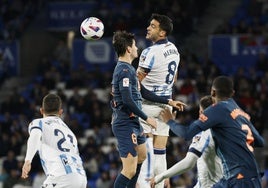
(118, 56), (132, 64)
(44, 114), (59, 117)
(215, 97), (231, 103)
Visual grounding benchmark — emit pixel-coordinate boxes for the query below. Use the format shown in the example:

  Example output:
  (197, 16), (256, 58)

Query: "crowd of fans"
(0, 0), (268, 188)
(214, 0), (268, 35)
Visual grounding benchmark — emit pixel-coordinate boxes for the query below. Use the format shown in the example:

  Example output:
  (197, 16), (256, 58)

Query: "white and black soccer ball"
(80, 17), (104, 40)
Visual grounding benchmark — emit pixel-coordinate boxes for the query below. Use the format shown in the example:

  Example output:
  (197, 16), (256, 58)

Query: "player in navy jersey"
(160, 76), (264, 188)
(150, 95), (223, 188)
(111, 30), (157, 188)
(137, 13), (180, 188)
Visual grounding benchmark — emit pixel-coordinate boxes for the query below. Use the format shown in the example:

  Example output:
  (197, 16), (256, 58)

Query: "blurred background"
(0, 0), (268, 187)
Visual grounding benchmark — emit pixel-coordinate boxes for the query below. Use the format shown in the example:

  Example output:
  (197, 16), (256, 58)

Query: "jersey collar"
(154, 38), (168, 45)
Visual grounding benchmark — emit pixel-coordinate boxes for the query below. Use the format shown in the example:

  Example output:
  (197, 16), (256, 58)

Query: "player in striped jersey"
(160, 76), (264, 188)
(137, 13), (180, 188)
(150, 95), (223, 188)
(21, 93), (87, 188)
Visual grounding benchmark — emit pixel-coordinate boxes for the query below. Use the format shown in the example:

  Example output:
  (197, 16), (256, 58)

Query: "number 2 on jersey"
(54, 129), (74, 152)
(242, 124), (254, 152)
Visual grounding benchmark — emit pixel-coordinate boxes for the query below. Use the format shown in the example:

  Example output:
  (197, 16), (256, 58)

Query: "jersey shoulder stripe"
(29, 118), (43, 133)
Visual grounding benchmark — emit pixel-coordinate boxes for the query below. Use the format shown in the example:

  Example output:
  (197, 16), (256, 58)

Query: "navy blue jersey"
(111, 61), (147, 120)
(111, 61), (147, 158)
(168, 98), (264, 180)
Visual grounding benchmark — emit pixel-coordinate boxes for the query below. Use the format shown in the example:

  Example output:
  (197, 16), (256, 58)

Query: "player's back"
(201, 98), (264, 179)
(139, 40), (180, 97)
(194, 130), (223, 188)
(189, 130), (223, 188)
(29, 116), (85, 177)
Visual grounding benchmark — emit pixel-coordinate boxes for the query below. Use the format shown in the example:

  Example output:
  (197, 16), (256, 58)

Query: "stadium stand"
(0, 0), (268, 188)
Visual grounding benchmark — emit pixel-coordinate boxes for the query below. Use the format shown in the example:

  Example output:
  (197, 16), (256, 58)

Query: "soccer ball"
(80, 17), (104, 40)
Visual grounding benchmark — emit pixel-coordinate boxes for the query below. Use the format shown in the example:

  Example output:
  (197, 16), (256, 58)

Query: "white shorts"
(42, 173), (87, 188)
(140, 102), (172, 136)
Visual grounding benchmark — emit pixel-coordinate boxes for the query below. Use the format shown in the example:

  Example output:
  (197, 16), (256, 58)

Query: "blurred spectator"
(32, 169), (46, 188)
(179, 77), (194, 95)
(2, 150), (20, 188)
(53, 40), (70, 63)
(256, 51), (268, 74)
(96, 171), (112, 188)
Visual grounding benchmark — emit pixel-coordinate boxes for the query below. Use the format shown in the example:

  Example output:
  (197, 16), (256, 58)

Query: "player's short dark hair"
(112, 30), (135, 57)
(212, 76), (234, 98)
(42, 93), (62, 114)
(150, 13), (173, 36)
(200, 95), (214, 109)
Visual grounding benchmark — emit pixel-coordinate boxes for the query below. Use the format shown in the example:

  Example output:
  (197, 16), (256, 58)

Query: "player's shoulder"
(192, 132), (202, 144)
(141, 46), (153, 55)
(204, 103), (222, 113)
(207, 99), (236, 114)
(202, 129), (213, 138)
(28, 118), (43, 132)
(30, 118), (43, 125)
(115, 62), (133, 74)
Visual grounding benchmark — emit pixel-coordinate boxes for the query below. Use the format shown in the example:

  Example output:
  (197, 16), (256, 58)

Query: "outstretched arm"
(160, 108), (203, 140)
(151, 152), (198, 186)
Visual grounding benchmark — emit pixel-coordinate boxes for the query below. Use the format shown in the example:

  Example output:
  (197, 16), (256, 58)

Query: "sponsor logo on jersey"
(123, 78), (129, 87)
(140, 55), (146, 62)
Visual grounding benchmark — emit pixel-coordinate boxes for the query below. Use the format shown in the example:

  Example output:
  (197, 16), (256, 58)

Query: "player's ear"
(211, 88), (216, 97)
(59, 109), (63, 116)
(40, 108), (44, 115)
(159, 30), (166, 37)
(231, 89), (235, 97)
(126, 46), (131, 54)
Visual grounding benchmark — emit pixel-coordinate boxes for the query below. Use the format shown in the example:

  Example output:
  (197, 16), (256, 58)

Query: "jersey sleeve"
(118, 68), (148, 120)
(139, 47), (154, 70)
(167, 106), (221, 140)
(154, 152), (198, 184)
(188, 131), (211, 157)
(140, 84), (168, 104)
(167, 119), (203, 141)
(25, 121), (42, 162)
(248, 121), (264, 147)
(28, 119), (43, 134)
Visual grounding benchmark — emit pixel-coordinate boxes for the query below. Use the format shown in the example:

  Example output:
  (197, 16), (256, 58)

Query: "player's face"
(146, 19), (163, 42)
(130, 40), (138, 59)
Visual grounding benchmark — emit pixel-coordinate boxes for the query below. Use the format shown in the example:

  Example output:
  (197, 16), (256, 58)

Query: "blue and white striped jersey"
(139, 39), (180, 97)
(28, 116), (85, 177)
(189, 130), (223, 188)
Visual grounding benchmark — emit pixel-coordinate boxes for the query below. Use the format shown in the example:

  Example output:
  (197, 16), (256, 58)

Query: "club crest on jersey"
(140, 55), (146, 63)
(192, 134), (201, 143)
(123, 78), (129, 87)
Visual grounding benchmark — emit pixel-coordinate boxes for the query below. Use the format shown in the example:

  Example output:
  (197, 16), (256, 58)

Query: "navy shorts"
(213, 176), (262, 188)
(111, 110), (146, 158)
